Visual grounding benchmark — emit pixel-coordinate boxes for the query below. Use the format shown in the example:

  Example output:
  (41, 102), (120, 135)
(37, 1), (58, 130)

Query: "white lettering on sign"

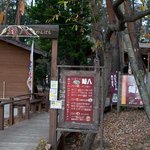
(82, 78), (92, 85)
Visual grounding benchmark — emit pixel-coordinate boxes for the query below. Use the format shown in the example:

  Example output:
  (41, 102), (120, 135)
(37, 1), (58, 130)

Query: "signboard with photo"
(120, 75), (143, 106)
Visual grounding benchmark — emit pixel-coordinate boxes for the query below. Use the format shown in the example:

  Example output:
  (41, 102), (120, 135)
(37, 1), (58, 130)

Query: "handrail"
(0, 93), (45, 130)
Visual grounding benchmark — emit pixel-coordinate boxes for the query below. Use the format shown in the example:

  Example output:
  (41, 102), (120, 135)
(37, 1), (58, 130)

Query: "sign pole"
(49, 39), (58, 150)
(100, 68), (104, 150)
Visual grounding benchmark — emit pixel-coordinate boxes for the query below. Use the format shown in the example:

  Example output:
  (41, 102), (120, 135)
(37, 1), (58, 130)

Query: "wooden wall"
(0, 40), (30, 98)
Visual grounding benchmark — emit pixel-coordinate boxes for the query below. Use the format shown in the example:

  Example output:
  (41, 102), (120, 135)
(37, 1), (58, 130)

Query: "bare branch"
(125, 9), (150, 22)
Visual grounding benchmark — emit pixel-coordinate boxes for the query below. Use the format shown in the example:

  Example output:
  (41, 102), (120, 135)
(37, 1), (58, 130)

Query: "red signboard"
(121, 75), (143, 105)
(65, 76), (94, 123)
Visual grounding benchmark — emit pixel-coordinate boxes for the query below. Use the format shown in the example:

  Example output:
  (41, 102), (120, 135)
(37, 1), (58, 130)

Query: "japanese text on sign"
(65, 76), (94, 123)
(121, 75), (143, 105)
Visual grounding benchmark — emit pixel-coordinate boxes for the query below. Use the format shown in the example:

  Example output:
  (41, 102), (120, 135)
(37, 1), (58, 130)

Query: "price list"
(65, 76), (94, 123)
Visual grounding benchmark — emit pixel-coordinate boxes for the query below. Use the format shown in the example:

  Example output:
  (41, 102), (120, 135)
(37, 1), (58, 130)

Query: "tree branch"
(125, 9), (150, 22)
(113, 0), (125, 8)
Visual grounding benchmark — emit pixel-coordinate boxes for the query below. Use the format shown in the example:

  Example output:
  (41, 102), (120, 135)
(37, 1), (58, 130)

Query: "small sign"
(50, 100), (62, 109)
(49, 80), (58, 101)
(50, 80), (58, 89)
(49, 88), (58, 101)
(110, 71), (118, 103)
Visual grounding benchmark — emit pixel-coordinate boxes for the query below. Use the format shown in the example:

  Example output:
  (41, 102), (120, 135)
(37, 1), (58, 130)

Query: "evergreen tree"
(27, 0), (94, 65)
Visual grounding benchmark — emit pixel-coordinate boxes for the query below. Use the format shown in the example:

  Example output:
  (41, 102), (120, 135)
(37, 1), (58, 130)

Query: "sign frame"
(57, 69), (101, 132)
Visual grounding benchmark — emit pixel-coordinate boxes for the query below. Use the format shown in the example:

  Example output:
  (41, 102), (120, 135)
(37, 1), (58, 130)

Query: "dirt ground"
(65, 108), (150, 150)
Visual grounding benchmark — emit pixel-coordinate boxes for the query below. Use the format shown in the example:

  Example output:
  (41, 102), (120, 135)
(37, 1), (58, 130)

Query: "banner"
(27, 40), (34, 93)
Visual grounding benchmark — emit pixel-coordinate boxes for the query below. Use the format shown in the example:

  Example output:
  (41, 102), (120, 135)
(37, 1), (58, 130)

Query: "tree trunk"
(82, 133), (97, 150)
(123, 1), (150, 121)
(106, 0), (120, 71)
(15, 0), (21, 25)
(124, 32), (150, 121)
(3, 0), (10, 25)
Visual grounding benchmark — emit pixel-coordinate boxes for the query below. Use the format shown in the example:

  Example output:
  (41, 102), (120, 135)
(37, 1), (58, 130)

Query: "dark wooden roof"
(0, 38), (43, 55)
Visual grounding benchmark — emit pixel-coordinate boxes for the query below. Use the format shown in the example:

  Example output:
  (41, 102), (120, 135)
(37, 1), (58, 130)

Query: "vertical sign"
(110, 71), (118, 103)
(65, 76), (94, 123)
(121, 75), (143, 105)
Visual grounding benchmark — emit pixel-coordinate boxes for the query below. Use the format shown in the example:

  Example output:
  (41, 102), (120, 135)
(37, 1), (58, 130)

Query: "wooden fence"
(0, 93), (47, 130)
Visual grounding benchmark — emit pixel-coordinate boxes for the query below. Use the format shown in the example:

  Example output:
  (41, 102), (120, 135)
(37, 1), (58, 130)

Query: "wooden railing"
(0, 93), (47, 130)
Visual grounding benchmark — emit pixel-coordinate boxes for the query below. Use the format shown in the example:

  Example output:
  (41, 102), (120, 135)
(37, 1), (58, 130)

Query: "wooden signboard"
(0, 25), (59, 38)
(58, 70), (100, 132)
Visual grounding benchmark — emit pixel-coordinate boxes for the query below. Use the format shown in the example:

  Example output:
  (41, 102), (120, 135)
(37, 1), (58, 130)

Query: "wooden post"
(17, 106), (23, 119)
(9, 97), (14, 125)
(49, 39), (58, 150)
(117, 72), (121, 113)
(0, 104), (4, 130)
(25, 98), (30, 119)
(148, 52), (150, 72)
(100, 68), (104, 150)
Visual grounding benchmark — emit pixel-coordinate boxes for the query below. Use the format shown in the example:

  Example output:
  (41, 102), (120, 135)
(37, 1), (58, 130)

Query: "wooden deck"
(0, 112), (49, 150)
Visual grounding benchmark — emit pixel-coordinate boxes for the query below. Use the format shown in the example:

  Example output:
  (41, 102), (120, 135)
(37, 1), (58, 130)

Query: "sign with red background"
(121, 75), (143, 105)
(65, 76), (94, 123)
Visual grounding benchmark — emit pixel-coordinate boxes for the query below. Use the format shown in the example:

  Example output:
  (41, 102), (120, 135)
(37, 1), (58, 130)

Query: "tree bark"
(124, 32), (150, 121)
(82, 133), (97, 150)
(3, 0), (10, 25)
(106, 0), (120, 71)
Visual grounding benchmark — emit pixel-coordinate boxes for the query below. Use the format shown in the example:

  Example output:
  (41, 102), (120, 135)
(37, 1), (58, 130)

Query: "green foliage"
(27, 0), (94, 68)
(34, 138), (51, 150)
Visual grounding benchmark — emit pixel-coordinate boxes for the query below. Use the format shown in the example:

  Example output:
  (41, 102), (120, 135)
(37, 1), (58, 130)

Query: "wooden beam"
(9, 97), (14, 125)
(49, 39), (58, 150)
(0, 104), (4, 130)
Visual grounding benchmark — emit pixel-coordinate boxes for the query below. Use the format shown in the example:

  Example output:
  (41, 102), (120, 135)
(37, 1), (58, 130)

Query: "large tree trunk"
(124, 1), (145, 71)
(106, 0), (120, 71)
(3, 0), (10, 25)
(124, 31), (150, 121)
(123, 2), (150, 120)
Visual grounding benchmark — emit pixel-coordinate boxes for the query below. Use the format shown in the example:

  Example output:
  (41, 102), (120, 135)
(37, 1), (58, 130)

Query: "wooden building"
(139, 43), (150, 71)
(0, 38), (42, 98)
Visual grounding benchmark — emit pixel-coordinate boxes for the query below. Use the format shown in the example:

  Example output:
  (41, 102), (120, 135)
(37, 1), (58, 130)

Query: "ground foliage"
(65, 108), (150, 150)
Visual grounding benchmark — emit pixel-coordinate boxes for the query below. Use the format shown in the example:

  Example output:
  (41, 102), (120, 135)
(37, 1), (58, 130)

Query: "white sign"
(50, 100), (62, 109)
(50, 80), (58, 89)
(49, 88), (58, 101)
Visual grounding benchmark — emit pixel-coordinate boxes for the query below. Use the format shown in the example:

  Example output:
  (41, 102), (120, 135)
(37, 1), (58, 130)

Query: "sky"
(26, 0), (35, 5)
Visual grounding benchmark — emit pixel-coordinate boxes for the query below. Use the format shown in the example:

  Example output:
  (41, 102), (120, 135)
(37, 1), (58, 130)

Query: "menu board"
(65, 76), (94, 123)
(121, 75), (143, 105)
